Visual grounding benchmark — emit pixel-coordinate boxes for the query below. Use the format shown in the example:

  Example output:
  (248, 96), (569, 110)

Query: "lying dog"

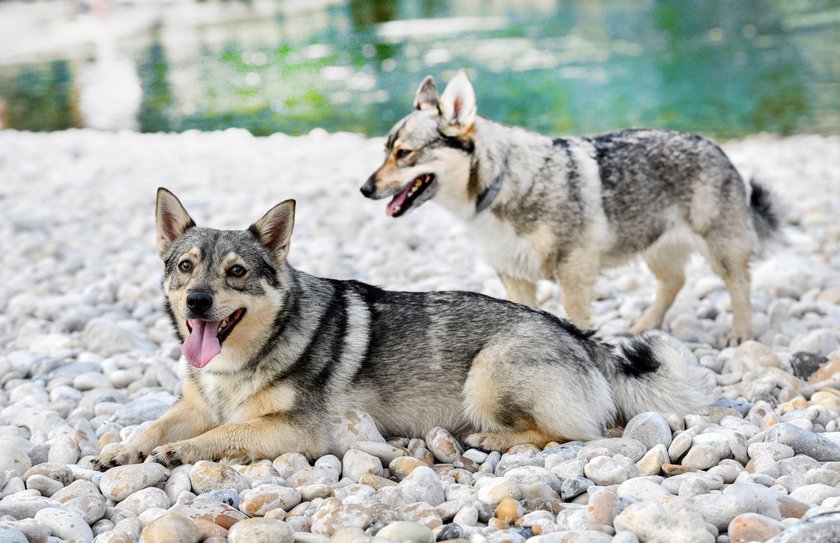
(92, 188), (712, 468)
(361, 70), (780, 346)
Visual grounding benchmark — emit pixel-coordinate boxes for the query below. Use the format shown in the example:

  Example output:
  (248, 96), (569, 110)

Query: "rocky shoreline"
(0, 129), (839, 542)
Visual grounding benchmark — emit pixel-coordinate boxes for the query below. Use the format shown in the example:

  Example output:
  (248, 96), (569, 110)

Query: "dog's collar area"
(475, 172), (504, 214)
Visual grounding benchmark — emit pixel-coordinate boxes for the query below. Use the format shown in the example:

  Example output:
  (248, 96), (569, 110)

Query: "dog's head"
(156, 188), (295, 370)
(361, 70), (478, 218)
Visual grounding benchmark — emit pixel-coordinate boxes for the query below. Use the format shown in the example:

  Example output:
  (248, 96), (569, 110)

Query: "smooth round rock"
(100, 463), (168, 502)
(0, 441), (32, 476)
(139, 512), (201, 543)
(239, 486), (302, 516)
(623, 412), (673, 449)
(342, 449), (383, 482)
(34, 508), (93, 542)
(584, 455), (633, 485)
(425, 427), (464, 464)
(0, 524), (27, 543)
(376, 521), (434, 543)
(398, 466), (444, 506)
(728, 512), (784, 543)
(116, 487), (170, 515)
(227, 518), (294, 543)
(189, 461), (249, 494)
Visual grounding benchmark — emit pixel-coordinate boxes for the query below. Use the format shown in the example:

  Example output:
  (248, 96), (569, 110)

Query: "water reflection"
(0, 0), (836, 138)
(138, 32), (174, 133)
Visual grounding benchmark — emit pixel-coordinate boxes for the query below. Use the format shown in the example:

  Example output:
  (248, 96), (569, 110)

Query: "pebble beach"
(1, 129), (839, 543)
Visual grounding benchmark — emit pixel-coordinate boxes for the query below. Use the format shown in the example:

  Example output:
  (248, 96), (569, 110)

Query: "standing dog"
(92, 189), (711, 468)
(361, 71), (779, 345)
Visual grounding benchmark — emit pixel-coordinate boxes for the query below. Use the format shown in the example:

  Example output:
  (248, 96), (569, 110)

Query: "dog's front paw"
(92, 447), (148, 471)
(151, 441), (201, 467)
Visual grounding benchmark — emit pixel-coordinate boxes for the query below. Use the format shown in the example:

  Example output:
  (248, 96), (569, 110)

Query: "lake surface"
(1, 0), (838, 139)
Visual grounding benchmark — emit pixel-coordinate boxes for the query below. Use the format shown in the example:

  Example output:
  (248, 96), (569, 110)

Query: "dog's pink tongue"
(386, 184), (412, 217)
(182, 320), (221, 368)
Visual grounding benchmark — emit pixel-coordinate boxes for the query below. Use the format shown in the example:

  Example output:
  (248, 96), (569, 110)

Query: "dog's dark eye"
(395, 148), (412, 160)
(178, 261), (193, 273)
(228, 265), (246, 278)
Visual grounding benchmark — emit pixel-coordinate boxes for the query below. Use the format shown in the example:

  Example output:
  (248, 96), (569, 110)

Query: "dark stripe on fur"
(238, 270), (301, 373)
(435, 130), (475, 154)
(749, 180), (780, 241)
(617, 338), (660, 378)
(313, 281), (350, 388)
(556, 317), (596, 343)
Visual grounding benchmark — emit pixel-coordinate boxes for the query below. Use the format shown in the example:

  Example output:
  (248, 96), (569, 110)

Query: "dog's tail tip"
(613, 333), (716, 420)
(748, 178), (783, 243)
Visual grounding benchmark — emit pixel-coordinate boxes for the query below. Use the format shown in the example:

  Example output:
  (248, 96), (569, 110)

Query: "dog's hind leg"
(499, 273), (537, 307)
(465, 430), (560, 451)
(632, 243), (691, 335)
(698, 229), (754, 346)
(462, 342), (609, 452)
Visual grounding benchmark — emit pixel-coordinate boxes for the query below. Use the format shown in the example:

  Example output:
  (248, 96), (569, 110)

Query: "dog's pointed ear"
(250, 199), (295, 264)
(156, 188), (195, 259)
(438, 70), (476, 134)
(413, 75), (438, 111)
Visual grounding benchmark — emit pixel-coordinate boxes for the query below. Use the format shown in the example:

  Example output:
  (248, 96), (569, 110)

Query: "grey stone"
(766, 511), (840, 542)
(623, 412), (673, 449)
(22, 463), (73, 487)
(0, 439), (32, 476)
(24, 475), (63, 497)
(399, 466), (444, 506)
(114, 396), (174, 425)
(766, 423), (840, 461)
(578, 438), (647, 462)
(0, 524), (27, 543)
(559, 477), (592, 501)
(790, 352), (828, 380)
(34, 508), (93, 542)
(0, 495), (59, 519)
(198, 488), (240, 508)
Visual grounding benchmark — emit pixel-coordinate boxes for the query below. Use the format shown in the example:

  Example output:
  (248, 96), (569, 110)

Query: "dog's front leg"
(92, 381), (214, 470)
(150, 413), (327, 467)
(499, 273), (538, 307)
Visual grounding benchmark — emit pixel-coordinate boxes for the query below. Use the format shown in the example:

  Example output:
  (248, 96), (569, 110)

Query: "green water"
(2, 0), (839, 139)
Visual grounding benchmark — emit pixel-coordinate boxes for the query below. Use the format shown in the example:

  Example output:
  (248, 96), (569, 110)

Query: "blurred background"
(0, 0), (837, 139)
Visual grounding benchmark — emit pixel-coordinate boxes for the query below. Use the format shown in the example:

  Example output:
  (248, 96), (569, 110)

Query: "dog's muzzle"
(360, 177), (376, 198)
(186, 290), (213, 317)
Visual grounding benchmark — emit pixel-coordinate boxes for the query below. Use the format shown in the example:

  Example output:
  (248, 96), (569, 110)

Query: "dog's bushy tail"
(749, 179), (781, 243)
(607, 334), (715, 424)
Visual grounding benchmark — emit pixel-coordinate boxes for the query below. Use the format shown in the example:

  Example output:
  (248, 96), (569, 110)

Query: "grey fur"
(363, 72), (781, 345)
(154, 190), (713, 457)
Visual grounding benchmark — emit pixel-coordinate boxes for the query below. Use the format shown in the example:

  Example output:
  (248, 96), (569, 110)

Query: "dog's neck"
(468, 117), (553, 216)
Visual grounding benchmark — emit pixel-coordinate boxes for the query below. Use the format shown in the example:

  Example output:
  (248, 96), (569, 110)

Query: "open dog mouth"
(386, 174), (435, 218)
(182, 308), (246, 368)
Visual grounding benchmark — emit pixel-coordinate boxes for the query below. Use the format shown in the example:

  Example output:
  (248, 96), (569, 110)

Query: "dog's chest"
(467, 212), (545, 281)
(197, 370), (266, 424)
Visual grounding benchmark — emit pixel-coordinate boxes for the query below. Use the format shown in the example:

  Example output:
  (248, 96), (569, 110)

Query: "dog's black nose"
(360, 177), (376, 198)
(186, 291), (213, 313)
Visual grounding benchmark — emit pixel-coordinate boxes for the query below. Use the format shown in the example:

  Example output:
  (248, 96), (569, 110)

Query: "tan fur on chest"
(199, 371), (297, 424)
